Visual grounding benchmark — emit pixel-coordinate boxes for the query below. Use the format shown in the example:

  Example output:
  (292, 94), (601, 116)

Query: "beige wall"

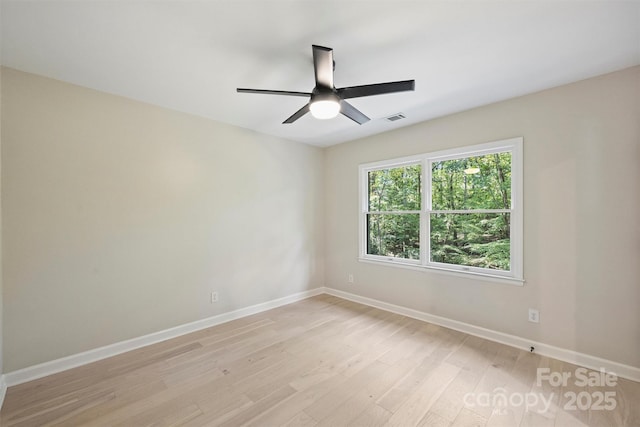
(1, 68), (325, 371)
(0, 60), (3, 377)
(325, 66), (640, 368)
(2, 65), (638, 374)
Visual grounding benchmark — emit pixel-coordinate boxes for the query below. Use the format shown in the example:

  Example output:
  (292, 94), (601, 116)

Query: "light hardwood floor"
(1, 294), (639, 426)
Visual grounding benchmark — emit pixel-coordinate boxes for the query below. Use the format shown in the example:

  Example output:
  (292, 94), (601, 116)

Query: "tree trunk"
(494, 154), (510, 238)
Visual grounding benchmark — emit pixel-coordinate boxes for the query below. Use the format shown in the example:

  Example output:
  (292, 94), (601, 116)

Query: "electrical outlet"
(528, 308), (539, 323)
(211, 291), (219, 303)
(348, 274), (354, 283)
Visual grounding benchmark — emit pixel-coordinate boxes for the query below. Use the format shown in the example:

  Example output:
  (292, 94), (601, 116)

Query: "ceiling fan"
(237, 45), (415, 125)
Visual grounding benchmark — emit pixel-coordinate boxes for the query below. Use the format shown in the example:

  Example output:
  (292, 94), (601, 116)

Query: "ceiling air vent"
(386, 113), (406, 122)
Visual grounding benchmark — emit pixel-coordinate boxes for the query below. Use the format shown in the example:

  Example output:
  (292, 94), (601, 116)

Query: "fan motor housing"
(311, 87), (340, 104)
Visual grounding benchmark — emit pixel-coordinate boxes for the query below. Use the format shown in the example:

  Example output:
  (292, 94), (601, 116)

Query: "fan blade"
(237, 88), (311, 97)
(340, 100), (370, 125)
(337, 80), (415, 99)
(283, 103), (310, 124)
(312, 45), (334, 88)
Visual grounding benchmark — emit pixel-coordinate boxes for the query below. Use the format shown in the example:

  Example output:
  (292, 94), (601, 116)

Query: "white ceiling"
(2, 1), (639, 147)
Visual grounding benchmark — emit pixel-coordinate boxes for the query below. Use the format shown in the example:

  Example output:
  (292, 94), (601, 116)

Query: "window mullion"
(366, 210), (421, 215)
(422, 158), (430, 266)
(428, 209), (511, 214)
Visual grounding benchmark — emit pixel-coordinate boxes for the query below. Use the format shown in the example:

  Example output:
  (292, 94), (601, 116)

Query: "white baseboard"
(0, 375), (6, 410)
(4, 288), (324, 387)
(324, 288), (640, 383)
(4, 286), (639, 390)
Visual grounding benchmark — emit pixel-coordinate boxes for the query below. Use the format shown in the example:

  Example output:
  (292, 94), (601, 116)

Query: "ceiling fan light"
(310, 100), (341, 119)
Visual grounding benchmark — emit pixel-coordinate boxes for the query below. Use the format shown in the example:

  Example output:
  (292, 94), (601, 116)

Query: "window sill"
(358, 257), (525, 286)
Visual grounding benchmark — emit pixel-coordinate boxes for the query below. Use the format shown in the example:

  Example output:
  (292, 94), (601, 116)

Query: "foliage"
(430, 153), (511, 270)
(368, 164), (421, 212)
(430, 213), (510, 270)
(367, 165), (420, 259)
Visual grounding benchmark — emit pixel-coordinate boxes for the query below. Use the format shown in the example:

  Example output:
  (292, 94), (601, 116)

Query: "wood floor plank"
(46, 379), (167, 426)
(388, 361), (461, 426)
(485, 351), (541, 427)
(6, 390), (116, 427)
(464, 344), (523, 420)
(216, 384), (297, 427)
(376, 345), (461, 414)
(350, 403), (394, 427)
(419, 410), (453, 427)
(520, 409), (555, 427)
(519, 355), (563, 427)
(452, 407), (489, 427)
(1, 295), (638, 427)
(430, 368), (483, 422)
(282, 410), (318, 427)
(246, 369), (347, 426)
(555, 362), (591, 427)
(377, 323), (436, 365)
(302, 359), (389, 421)
(313, 357), (418, 426)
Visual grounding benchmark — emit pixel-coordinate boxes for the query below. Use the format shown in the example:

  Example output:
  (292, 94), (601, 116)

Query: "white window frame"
(359, 137), (524, 285)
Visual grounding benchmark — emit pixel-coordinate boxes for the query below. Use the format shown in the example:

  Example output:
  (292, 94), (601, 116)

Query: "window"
(366, 162), (421, 262)
(359, 137), (523, 283)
